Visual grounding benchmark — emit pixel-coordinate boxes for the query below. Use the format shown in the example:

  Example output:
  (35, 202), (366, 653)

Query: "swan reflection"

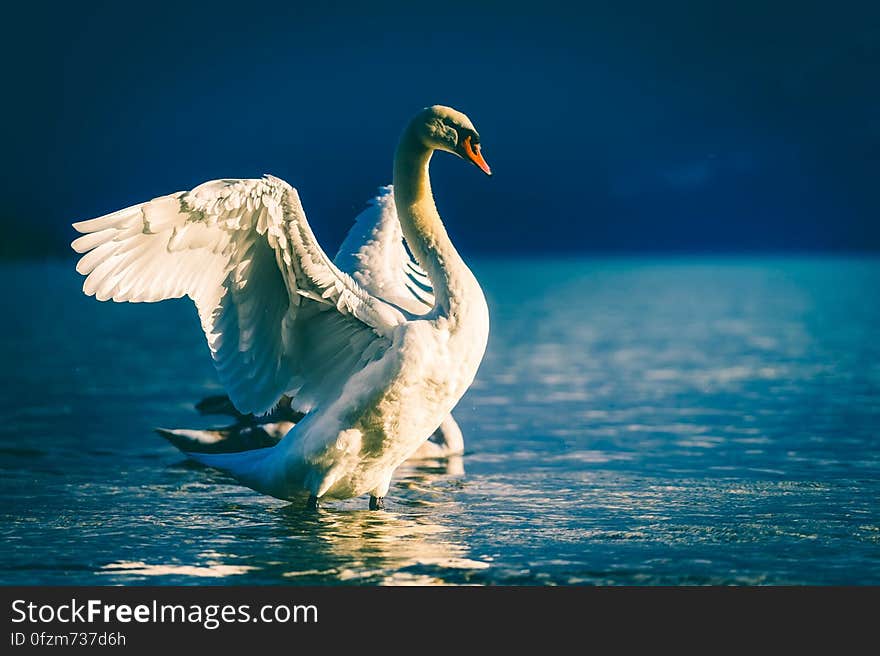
(100, 456), (480, 585)
(269, 457), (484, 584)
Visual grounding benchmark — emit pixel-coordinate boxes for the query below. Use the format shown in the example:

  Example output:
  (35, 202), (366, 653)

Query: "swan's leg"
(306, 495), (320, 511)
(369, 471), (392, 510)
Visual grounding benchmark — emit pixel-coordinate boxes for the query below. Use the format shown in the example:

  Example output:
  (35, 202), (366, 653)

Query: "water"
(1, 257), (879, 585)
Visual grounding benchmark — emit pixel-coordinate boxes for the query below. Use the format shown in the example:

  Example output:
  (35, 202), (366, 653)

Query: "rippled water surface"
(2, 257), (879, 584)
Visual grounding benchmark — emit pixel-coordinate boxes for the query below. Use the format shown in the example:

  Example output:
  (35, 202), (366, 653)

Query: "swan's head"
(409, 105), (492, 176)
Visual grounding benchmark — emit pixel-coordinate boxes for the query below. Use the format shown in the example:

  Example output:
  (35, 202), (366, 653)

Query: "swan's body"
(155, 187), (467, 460)
(71, 106), (490, 506)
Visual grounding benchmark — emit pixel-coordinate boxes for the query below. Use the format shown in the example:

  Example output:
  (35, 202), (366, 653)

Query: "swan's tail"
(157, 423), (297, 499)
(184, 445), (271, 473)
(183, 446), (284, 497)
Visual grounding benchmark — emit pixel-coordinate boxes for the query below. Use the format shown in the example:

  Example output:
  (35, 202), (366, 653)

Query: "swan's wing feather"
(334, 185), (434, 314)
(72, 175), (405, 416)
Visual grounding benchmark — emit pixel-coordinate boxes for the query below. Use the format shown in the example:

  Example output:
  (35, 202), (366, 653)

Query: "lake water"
(1, 257), (879, 585)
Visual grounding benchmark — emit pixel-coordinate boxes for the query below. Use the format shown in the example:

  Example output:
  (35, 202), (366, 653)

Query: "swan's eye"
(460, 132), (478, 147)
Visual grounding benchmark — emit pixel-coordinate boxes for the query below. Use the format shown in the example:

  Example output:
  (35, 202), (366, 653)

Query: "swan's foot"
(369, 496), (385, 511)
(306, 495), (320, 511)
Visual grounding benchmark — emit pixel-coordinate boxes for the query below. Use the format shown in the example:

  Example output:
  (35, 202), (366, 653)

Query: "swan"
(155, 185), (469, 460)
(71, 105), (491, 509)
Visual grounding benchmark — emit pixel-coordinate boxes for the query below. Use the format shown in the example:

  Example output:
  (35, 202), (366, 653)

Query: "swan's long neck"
(393, 128), (474, 318)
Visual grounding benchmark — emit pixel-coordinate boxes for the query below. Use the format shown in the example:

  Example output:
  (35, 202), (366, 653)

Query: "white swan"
(71, 105), (491, 509)
(155, 185), (467, 460)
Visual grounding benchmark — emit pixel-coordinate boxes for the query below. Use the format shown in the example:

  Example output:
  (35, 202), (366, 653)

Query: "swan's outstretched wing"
(334, 186), (435, 315)
(72, 175), (405, 416)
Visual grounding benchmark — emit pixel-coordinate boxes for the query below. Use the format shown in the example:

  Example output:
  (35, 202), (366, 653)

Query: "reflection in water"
(100, 557), (256, 578)
(269, 458), (484, 585)
(84, 457), (486, 585)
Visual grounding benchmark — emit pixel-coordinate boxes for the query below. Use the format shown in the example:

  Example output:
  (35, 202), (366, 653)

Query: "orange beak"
(462, 135), (492, 176)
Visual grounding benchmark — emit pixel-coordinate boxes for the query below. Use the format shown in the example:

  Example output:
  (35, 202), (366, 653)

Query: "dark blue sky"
(2, 0), (878, 256)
